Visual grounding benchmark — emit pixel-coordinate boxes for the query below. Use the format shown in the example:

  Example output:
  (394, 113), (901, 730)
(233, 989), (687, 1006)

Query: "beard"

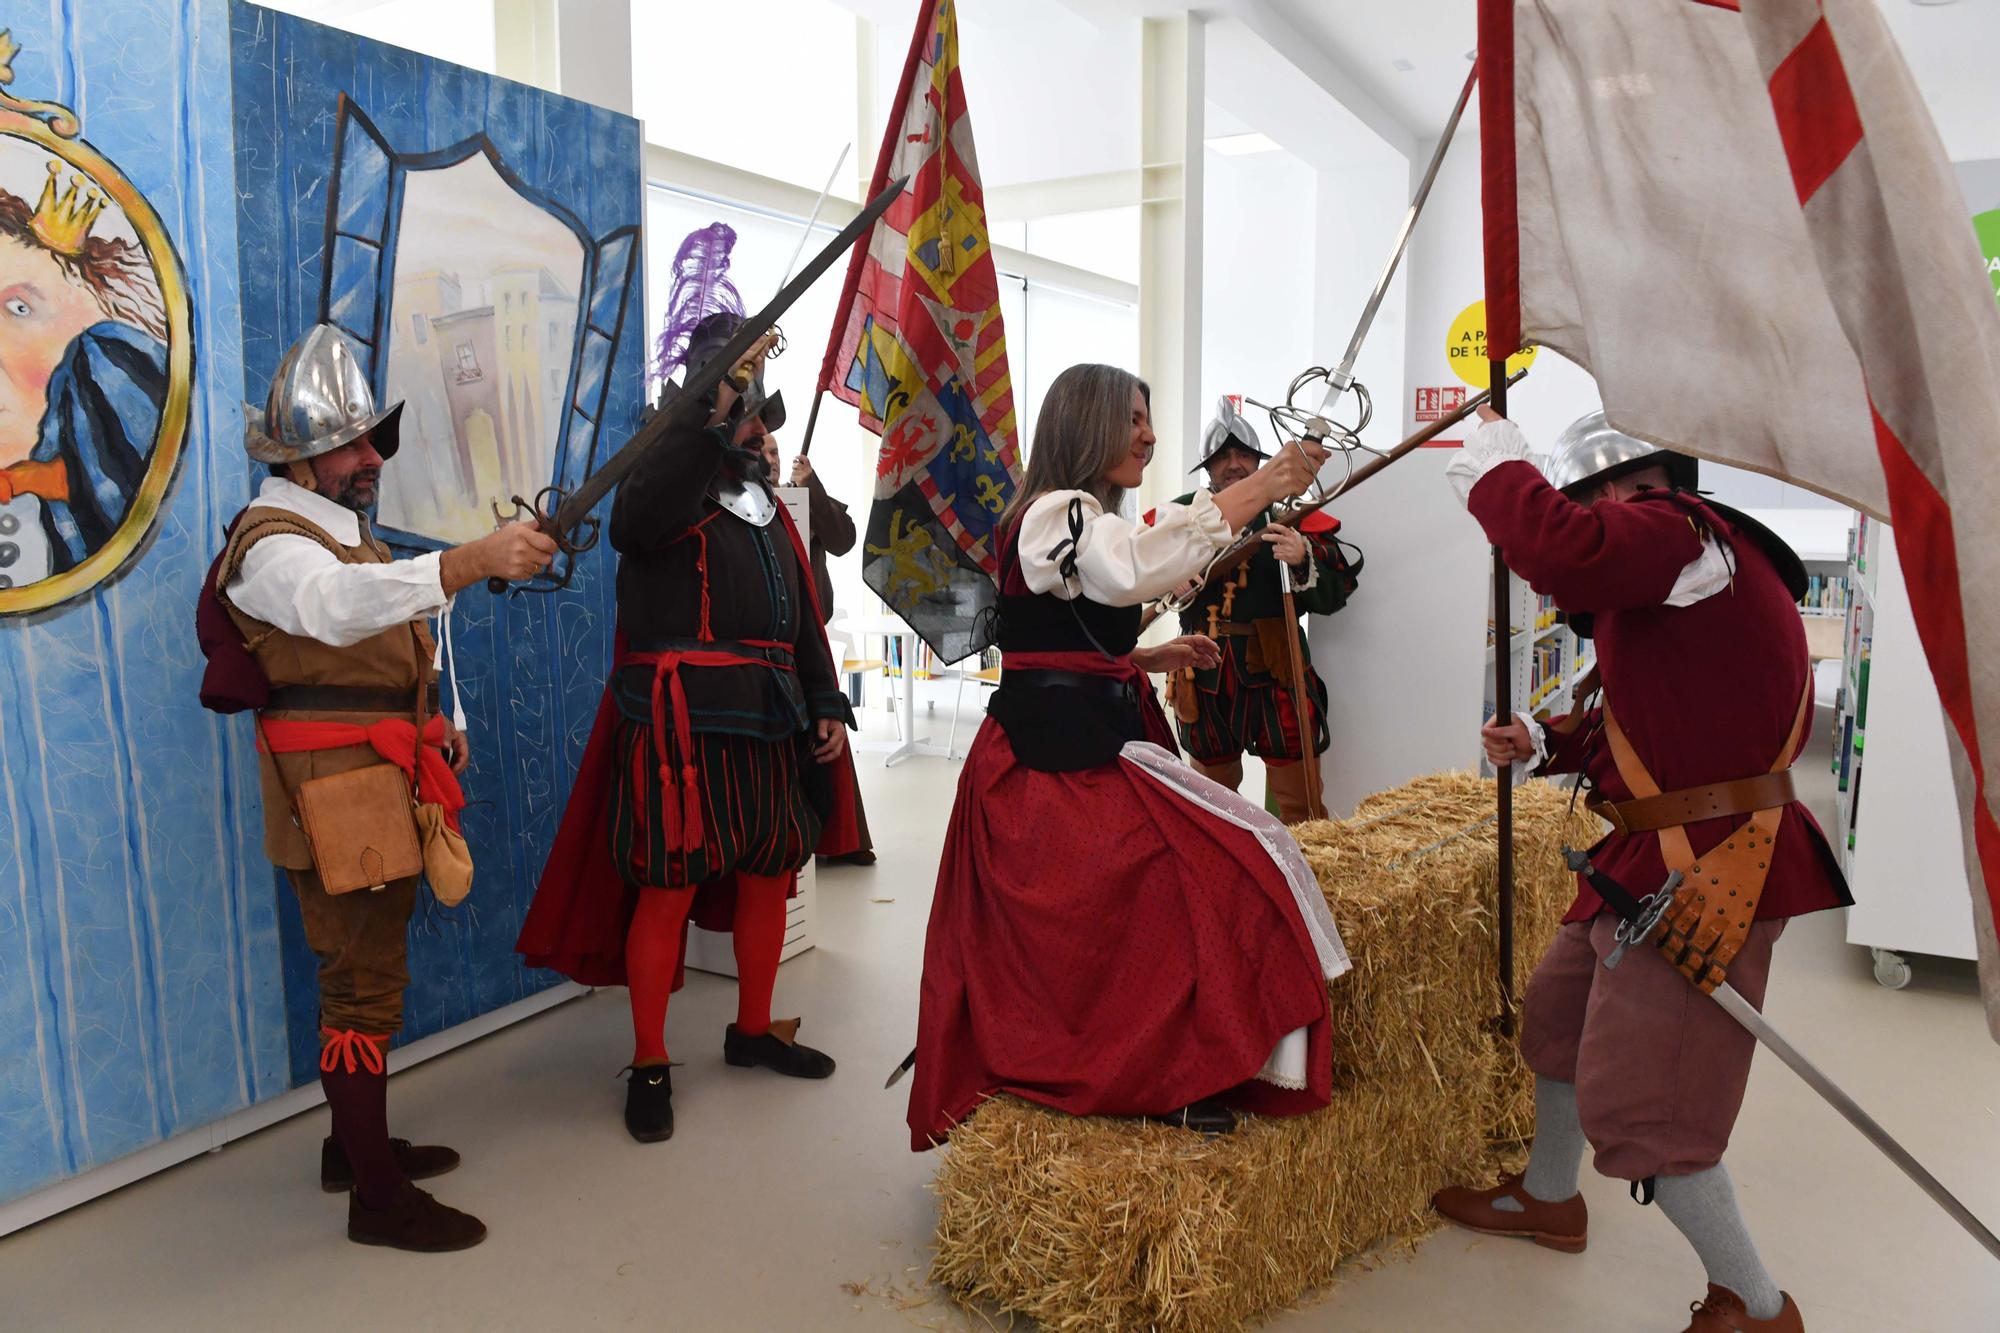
(722, 445), (770, 488)
(332, 467), (380, 513)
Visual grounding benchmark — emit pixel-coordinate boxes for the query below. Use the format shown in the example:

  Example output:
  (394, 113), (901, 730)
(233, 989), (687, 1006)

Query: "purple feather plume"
(654, 222), (745, 384)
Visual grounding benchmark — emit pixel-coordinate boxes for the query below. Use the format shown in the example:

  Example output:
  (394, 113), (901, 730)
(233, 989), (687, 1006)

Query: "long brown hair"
(1010, 363), (1149, 528)
(0, 188), (168, 341)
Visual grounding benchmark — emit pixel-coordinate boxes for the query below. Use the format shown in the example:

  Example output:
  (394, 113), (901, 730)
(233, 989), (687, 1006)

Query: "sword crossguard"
(484, 485), (601, 597)
(1604, 870), (1682, 971)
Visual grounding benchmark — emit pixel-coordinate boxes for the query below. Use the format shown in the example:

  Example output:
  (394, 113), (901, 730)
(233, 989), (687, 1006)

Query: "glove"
(1445, 416), (1534, 508)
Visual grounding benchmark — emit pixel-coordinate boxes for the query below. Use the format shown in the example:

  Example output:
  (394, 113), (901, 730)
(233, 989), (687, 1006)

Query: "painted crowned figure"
(0, 159), (169, 587)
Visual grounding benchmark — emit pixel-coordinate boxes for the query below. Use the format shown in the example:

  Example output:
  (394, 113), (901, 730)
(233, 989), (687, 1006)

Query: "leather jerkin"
(1598, 676), (1812, 992)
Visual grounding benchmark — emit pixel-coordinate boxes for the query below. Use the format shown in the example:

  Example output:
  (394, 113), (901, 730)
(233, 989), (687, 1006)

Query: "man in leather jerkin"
(214, 324), (552, 1252)
(1165, 398), (1358, 823)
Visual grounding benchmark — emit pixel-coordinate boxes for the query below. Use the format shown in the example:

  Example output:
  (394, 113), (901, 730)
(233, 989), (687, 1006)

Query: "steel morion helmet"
(1543, 410), (1697, 498)
(1191, 394), (1269, 472)
(245, 323), (403, 464)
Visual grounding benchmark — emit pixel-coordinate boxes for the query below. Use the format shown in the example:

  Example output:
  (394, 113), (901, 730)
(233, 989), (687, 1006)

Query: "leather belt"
(1006, 668), (1139, 702)
(1588, 770), (1798, 836)
(266, 684), (440, 714)
(1205, 625), (1254, 638)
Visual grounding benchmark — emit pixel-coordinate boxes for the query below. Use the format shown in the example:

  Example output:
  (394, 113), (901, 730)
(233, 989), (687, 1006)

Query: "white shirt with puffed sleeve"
(226, 477), (449, 649)
(1015, 489), (1235, 607)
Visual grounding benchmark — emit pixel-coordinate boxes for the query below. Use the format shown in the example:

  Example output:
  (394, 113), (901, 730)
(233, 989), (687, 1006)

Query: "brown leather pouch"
(293, 764), (424, 895)
(1250, 617), (1291, 676)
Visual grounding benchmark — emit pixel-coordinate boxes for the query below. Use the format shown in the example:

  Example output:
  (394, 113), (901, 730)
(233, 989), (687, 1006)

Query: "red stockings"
(625, 872), (793, 1063)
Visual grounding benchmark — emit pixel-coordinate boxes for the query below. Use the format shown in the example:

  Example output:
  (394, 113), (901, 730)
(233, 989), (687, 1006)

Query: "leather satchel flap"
(294, 764), (423, 895)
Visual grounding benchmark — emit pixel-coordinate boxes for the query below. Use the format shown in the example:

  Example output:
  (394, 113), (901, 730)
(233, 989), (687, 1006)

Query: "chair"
(947, 659), (1003, 760)
(825, 621), (891, 732)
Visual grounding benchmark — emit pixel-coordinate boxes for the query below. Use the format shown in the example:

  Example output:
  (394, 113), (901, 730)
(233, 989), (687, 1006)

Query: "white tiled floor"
(2, 701), (1996, 1331)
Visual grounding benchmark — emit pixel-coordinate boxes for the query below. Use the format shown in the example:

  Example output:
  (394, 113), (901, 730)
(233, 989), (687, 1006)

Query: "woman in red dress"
(907, 363), (1351, 1149)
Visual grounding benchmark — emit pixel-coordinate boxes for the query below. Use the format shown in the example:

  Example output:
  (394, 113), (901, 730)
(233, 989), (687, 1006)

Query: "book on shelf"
(1799, 572), (1852, 616)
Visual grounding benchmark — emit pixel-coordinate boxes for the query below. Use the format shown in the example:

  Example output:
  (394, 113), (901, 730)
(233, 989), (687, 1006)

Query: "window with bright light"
(1024, 209), (1141, 288)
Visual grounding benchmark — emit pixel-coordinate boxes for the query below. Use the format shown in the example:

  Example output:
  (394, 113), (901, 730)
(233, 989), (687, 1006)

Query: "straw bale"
(929, 772), (1602, 1331)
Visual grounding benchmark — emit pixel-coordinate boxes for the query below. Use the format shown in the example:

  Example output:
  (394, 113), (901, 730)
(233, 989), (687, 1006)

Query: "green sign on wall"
(1978, 208), (2000, 306)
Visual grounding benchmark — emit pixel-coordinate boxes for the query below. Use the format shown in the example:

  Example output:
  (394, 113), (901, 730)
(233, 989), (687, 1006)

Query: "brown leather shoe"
(347, 1181), (487, 1252)
(1682, 1285), (1804, 1332)
(321, 1136), (461, 1192)
(1431, 1172), (1588, 1253)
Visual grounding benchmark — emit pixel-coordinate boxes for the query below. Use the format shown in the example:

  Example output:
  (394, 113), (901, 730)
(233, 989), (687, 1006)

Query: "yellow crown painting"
(31, 160), (107, 253)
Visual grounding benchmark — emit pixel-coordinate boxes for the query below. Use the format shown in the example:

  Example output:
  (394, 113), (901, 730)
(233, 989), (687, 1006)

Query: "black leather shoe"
(623, 1064), (674, 1142)
(321, 1136), (460, 1193)
(1148, 1098), (1237, 1137)
(347, 1181), (486, 1252)
(817, 850), (877, 867)
(723, 1020), (836, 1079)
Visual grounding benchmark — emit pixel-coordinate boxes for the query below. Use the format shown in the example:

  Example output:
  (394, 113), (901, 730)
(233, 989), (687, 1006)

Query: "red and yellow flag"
(816, 0), (1019, 664)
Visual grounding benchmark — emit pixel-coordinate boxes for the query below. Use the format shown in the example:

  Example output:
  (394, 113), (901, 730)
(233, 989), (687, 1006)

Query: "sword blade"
(1316, 64), (1476, 415)
(1710, 981), (2000, 1262)
(546, 172), (910, 537)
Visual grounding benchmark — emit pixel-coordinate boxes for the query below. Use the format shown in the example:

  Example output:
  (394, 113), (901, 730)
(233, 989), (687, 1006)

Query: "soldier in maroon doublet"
(1430, 408), (1846, 1333)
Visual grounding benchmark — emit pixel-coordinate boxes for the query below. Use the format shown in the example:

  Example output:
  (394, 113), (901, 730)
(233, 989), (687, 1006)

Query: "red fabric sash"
(625, 639), (794, 854)
(258, 713), (465, 832)
(516, 496), (860, 986)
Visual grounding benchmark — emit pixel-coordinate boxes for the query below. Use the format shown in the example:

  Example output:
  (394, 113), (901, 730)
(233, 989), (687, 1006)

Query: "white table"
(838, 613), (954, 766)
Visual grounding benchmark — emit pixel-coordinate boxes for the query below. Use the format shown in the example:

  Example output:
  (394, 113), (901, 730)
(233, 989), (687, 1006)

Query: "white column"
(1138, 14), (1204, 519)
(493, 0), (559, 92)
(553, 0), (633, 116)
(854, 13), (878, 201)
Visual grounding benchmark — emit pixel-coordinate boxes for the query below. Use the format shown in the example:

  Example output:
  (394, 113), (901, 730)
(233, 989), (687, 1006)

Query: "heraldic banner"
(1478, 0), (2000, 1037)
(816, 0), (1020, 664)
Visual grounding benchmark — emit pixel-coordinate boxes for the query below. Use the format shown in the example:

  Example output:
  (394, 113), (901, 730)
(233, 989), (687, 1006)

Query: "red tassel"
(682, 764), (704, 850)
(659, 764), (682, 849)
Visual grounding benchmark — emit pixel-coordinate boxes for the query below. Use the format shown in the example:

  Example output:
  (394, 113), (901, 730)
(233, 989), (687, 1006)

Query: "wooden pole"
(1278, 560), (1325, 821)
(796, 386), (827, 459)
(1490, 354), (1517, 1037)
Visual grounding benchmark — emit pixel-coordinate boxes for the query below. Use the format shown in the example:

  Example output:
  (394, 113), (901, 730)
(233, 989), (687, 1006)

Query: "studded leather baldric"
(1599, 676), (1812, 992)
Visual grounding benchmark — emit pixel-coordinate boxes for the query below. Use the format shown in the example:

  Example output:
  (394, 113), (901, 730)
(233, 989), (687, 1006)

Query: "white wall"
(1305, 126), (1500, 814)
(1198, 145), (1318, 475)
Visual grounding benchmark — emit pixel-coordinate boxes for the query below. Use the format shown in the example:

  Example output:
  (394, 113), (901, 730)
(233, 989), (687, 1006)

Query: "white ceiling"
(1248, 0), (1478, 145)
(1248, 0), (2000, 160)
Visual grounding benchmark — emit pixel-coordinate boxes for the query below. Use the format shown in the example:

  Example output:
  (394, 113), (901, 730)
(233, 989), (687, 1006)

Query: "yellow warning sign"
(1447, 299), (1537, 389)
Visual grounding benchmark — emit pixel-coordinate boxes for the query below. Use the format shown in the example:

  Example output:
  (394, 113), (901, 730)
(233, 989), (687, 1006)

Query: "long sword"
(1308, 64), (1476, 431)
(1589, 856), (2000, 1262)
(775, 143), (851, 294)
(486, 172), (910, 593)
(1710, 980), (2000, 1261)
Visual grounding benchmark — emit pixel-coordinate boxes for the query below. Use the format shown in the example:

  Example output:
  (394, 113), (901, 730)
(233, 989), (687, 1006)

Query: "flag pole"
(1489, 355), (1516, 1037)
(804, 0), (930, 460)
(798, 385), (827, 459)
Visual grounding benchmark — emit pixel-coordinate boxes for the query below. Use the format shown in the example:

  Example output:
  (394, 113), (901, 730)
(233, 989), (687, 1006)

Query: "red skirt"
(906, 717), (1339, 1150)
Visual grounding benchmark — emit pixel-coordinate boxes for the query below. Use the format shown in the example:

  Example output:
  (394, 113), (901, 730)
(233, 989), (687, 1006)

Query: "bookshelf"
(1481, 577), (1593, 777)
(1832, 517), (1977, 988)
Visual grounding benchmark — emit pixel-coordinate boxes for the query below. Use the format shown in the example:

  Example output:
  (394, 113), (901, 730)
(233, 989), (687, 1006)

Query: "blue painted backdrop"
(0, 1), (643, 1208)
(0, 0), (290, 1205)
(227, 3), (641, 1088)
